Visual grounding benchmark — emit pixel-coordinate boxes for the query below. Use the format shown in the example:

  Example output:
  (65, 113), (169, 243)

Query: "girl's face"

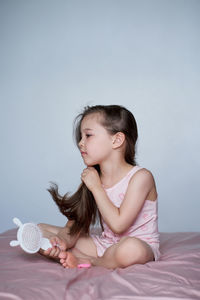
(79, 113), (114, 166)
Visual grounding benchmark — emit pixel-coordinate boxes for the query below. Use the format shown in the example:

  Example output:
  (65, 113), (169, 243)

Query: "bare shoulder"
(132, 168), (155, 181)
(129, 168), (157, 201)
(129, 168), (156, 189)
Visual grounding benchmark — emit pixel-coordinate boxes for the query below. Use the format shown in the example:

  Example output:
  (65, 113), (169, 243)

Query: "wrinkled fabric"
(0, 229), (200, 300)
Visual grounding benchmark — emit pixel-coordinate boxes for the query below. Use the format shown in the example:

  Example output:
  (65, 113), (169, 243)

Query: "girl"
(39, 105), (160, 269)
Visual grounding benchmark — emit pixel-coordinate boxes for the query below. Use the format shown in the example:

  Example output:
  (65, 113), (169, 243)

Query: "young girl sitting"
(38, 105), (160, 269)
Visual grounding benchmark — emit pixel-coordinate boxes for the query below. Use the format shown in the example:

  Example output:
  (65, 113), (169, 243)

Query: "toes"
(59, 251), (79, 268)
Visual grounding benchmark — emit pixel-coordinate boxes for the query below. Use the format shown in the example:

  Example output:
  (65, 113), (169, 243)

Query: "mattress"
(0, 229), (200, 299)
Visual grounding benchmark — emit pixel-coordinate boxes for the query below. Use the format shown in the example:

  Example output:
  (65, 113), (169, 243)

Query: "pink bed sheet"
(0, 229), (200, 300)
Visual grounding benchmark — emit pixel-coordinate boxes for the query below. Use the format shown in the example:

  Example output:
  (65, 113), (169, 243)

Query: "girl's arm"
(82, 167), (156, 234)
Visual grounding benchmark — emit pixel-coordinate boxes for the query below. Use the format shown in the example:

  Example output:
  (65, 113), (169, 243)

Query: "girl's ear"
(112, 132), (125, 149)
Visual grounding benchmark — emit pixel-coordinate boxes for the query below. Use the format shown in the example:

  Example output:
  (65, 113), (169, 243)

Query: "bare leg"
(91, 236), (154, 269)
(37, 223), (63, 239)
(59, 236), (154, 269)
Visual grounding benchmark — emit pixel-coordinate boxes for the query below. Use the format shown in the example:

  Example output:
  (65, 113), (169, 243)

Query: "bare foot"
(59, 251), (92, 269)
(59, 251), (79, 268)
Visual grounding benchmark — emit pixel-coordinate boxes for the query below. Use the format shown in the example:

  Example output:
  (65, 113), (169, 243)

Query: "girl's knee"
(115, 238), (151, 267)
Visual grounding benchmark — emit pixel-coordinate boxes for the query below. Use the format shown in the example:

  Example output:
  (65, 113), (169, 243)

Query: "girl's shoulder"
(129, 167), (156, 187)
(128, 167), (157, 201)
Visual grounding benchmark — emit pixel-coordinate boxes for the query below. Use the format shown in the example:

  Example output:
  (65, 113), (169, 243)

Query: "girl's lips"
(81, 151), (87, 156)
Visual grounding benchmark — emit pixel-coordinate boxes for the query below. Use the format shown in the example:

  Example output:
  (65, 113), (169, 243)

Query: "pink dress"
(91, 166), (160, 261)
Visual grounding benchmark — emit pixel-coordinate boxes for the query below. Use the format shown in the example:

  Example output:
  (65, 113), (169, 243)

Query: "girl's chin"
(82, 159), (92, 166)
(83, 159), (98, 167)
(84, 162), (95, 167)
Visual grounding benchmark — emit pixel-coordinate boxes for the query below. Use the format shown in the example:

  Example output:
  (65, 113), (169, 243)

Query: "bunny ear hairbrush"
(10, 217), (52, 254)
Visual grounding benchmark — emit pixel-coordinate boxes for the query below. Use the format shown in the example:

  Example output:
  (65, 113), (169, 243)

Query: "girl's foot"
(59, 251), (78, 268)
(59, 251), (91, 268)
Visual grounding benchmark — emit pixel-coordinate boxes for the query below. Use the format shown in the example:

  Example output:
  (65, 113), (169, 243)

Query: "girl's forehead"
(81, 113), (103, 129)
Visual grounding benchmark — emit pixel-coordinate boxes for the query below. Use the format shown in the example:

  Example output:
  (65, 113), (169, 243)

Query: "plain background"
(0, 0), (199, 234)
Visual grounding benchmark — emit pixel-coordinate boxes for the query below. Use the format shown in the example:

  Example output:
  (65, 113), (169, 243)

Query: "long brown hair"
(48, 105), (138, 235)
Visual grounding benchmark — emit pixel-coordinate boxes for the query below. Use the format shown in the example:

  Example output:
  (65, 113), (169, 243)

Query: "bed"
(0, 228), (200, 300)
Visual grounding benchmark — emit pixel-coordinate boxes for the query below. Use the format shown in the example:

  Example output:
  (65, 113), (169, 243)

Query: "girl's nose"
(79, 138), (84, 148)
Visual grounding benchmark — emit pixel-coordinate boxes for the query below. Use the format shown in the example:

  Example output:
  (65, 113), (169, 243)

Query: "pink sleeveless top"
(91, 166), (160, 260)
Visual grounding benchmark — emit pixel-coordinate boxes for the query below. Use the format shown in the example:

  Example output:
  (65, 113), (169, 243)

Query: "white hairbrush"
(10, 217), (52, 254)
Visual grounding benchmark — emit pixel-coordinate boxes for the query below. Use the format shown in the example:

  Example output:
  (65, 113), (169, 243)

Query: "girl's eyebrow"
(82, 128), (93, 132)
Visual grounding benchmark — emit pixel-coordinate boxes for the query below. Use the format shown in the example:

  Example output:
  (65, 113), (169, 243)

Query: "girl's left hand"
(81, 167), (102, 192)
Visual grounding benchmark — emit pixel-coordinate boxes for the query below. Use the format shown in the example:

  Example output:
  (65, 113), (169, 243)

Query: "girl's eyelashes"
(79, 133), (92, 141)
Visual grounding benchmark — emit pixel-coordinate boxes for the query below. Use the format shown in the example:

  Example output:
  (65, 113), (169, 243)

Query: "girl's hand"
(81, 167), (102, 192)
(40, 236), (67, 258)
(42, 245), (60, 258)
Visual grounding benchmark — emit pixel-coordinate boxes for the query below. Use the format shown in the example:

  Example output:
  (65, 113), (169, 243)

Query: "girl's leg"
(92, 236), (154, 269)
(38, 223), (63, 239)
(73, 235), (98, 257)
(59, 236), (154, 269)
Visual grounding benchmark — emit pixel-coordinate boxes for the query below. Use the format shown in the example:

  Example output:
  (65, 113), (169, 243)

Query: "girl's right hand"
(40, 236), (68, 258)
(42, 246), (60, 258)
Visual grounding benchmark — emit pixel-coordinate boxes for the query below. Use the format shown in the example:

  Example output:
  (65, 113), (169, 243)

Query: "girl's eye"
(86, 134), (92, 138)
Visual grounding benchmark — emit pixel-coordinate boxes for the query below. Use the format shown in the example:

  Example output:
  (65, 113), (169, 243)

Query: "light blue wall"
(1, 0), (200, 233)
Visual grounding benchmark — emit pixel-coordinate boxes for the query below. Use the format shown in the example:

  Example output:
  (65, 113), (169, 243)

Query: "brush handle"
(40, 237), (52, 250)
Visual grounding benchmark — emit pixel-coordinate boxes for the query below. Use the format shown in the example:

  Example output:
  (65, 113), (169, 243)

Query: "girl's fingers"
(40, 241), (61, 257)
(41, 236), (66, 257)
(50, 236), (62, 247)
(50, 237), (58, 246)
(55, 247), (60, 257)
(43, 248), (52, 256)
(49, 247), (58, 257)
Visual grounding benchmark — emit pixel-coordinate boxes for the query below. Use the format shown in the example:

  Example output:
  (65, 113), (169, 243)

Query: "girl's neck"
(99, 160), (134, 189)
